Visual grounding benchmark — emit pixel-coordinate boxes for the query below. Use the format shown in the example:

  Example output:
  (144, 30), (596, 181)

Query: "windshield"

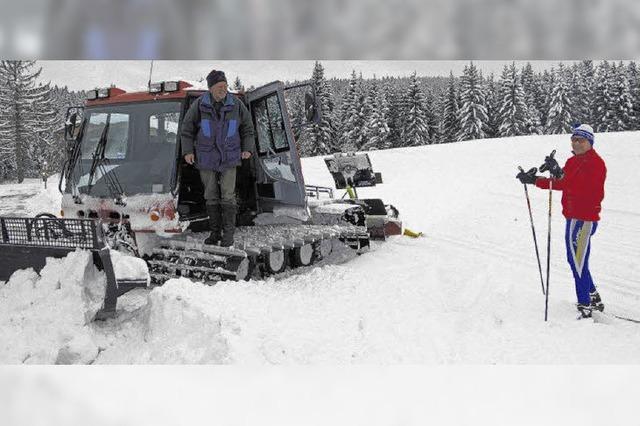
(81, 112), (130, 160)
(69, 101), (183, 197)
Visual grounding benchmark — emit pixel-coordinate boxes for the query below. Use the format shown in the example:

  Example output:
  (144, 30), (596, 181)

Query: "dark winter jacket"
(535, 148), (606, 221)
(180, 92), (254, 171)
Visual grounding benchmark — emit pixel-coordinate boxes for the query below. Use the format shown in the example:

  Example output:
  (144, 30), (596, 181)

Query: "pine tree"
(362, 76), (390, 150)
(424, 87), (440, 144)
(26, 82), (62, 184)
(383, 78), (404, 148)
(299, 61), (337, 156)
(441, 71), (461, 143)
(231, 76), (244, 92)
(484, 73), (501, 139)
(572, 61), (594, 124)
(0, 76), (12, 181)
(339, 70), (367, 151)
(545, 64), (573, 134)
(610, 61), (634, 131)
(497, 63), (529, 137)
(628, 61), (640, 130)
(0, 60), (51, 182)
(592, 61), (616, 132)
(520, 62), (542, 134)
(539, 69), (555, 128)
(457, 62), (488, 141)
(400, 72), (430, 146)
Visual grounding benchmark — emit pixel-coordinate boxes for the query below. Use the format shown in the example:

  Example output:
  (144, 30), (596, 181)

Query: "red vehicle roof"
(85, 81), (206, 106)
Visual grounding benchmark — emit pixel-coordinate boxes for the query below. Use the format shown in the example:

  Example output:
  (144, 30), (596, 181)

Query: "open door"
(245, 81), (307, 214)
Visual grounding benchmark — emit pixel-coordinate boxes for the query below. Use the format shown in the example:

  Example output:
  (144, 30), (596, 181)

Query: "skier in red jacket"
(517, 124), (607, 318)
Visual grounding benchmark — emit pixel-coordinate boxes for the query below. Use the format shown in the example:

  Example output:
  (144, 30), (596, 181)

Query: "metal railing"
(305, 185), (334, 199)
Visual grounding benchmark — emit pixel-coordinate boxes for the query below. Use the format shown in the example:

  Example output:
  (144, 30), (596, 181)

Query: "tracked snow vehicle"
(0, 80), (401, 318)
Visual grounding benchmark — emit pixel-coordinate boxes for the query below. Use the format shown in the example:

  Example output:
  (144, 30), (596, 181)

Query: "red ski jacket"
(535, 149), (606, 221)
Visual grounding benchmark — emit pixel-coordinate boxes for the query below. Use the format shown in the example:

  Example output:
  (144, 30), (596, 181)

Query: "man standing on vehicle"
(516, 124), (607, 319)
(181, 69), (255, 246)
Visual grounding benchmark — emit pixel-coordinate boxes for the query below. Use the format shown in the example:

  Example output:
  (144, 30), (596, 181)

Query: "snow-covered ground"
(1, 132), (639, 364)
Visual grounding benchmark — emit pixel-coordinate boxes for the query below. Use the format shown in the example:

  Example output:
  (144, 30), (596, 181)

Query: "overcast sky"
(38, 60), (577, 91)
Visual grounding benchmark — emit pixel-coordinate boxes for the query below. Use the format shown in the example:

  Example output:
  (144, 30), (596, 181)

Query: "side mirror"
(284, 81), (320, 129)
(304, 92), (318, 123)
(65, 107), (84, 141)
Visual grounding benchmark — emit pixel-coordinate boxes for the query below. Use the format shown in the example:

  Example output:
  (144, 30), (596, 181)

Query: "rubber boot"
(220, 204), (237, 247)
(204, 204), (222, 245)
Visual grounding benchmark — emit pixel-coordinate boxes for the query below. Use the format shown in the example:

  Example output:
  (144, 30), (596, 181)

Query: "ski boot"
(576, 303), (593, 319)
(590, 290), (604, 312)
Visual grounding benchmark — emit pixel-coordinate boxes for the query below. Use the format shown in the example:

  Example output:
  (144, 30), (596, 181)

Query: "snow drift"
(0, 250), (106, 364)
(2, 131), (640, 364)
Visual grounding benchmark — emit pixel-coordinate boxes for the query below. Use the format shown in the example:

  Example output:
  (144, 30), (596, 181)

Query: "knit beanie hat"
(206, 70), (227, 88)
(572, 123), (594, 145)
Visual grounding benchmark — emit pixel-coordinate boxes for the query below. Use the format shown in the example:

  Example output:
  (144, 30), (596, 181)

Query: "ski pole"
(544, 178), (553, 322)
(518, 166), (545, 296)
(539, 150), (558, 322)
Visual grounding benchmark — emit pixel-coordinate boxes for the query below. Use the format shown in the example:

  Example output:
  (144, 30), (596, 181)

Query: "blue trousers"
(565, 218), (598, 305)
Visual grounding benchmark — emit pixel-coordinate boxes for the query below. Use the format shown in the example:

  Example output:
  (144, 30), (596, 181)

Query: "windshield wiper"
(61, 116), (87, 203)
(86, 117), (127, 206)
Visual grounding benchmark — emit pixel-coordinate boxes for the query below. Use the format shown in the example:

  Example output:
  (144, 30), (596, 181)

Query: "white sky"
(38, 60), (579, 92)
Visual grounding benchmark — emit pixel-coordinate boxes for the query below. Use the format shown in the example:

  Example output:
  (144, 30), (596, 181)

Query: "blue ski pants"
(565, 218), (598, 305)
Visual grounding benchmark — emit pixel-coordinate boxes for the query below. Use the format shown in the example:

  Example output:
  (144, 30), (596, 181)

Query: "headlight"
(163, 81), (179, 92)
(97, 88), (110, 98)
(149, 82), (163, 93)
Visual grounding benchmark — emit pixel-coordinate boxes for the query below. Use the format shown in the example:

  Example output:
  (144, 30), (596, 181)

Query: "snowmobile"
(0, 80), (401, 319)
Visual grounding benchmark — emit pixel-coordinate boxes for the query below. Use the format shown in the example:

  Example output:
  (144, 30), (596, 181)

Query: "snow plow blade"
(0, 216), (143, 320)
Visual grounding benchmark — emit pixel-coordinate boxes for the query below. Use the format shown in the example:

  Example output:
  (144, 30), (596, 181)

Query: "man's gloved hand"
(516, 167), (539, 185)
(539, 152), (564, 179)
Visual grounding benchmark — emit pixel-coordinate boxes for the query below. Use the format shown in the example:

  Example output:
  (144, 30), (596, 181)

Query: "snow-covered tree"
(382, 78), (404, 148)
(0, 61), (55, 182)
(519, 62), (542, 134)
(231, 76), (244, 92)
(362, 76), (390, 150)
(339, 70), (367, 151)
(570, 61), (594, 125)
(610, 61), (634, 131)
(26, 83), (61, 184)
(539, 69), (555, 128)
(497, 63), (529, 137)
(299, 61), (337, 156)
(457, 62), (488, 141)
(424, 87), (441, 144)
(592, 61), (616, 132)
(441, 71), (461, 143)
(400, 72), (430, 146)
(0, 79), (12, 181)
(483, 73), (501, 139)
(545, 64), (573, 134)
(628, 61), (640, 130)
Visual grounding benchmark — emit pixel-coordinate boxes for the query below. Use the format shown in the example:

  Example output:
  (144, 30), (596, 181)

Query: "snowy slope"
(1, 131), (639, 364)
